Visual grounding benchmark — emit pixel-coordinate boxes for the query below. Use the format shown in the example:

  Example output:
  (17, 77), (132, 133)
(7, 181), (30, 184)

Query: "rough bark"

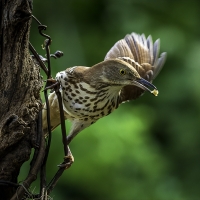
(0, 0), (43, 199)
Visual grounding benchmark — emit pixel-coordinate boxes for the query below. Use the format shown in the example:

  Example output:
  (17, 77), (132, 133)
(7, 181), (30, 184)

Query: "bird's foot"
(57, 150), (74, 170)
(44, 78), (60, 91)
(57, 155), (74, 170)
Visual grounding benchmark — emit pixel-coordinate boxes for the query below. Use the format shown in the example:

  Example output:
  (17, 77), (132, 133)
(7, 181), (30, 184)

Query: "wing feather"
(104, 32), (166, 103)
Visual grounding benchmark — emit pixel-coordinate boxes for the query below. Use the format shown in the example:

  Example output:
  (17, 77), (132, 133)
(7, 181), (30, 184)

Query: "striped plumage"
(43, 32), (166, 144)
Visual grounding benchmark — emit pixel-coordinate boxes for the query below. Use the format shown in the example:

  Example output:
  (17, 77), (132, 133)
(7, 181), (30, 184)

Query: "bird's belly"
(60, 81), (119, 121)
(63, 97), (116, 121)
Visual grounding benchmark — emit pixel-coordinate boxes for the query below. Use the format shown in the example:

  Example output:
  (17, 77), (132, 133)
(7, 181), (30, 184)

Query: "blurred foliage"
(19, 0), (200, 199)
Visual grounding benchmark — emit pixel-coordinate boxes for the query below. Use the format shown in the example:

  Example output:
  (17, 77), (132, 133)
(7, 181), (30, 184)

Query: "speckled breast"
(56, 71), (119, 122)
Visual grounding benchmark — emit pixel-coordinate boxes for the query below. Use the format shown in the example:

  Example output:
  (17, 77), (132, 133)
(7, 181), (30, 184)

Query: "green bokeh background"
(19, 0), (200, 199)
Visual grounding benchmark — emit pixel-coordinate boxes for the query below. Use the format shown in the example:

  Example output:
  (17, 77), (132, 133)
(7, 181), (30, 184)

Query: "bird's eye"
(119, 69), (126, 75)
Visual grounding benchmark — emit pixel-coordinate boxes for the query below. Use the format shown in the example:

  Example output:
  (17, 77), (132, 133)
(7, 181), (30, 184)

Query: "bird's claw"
(43, 78), (60, 91)
(57, 154), (74, 170)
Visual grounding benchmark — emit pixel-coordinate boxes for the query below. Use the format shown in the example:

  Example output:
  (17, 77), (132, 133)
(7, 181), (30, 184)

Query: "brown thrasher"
(43, 32), (166, 145)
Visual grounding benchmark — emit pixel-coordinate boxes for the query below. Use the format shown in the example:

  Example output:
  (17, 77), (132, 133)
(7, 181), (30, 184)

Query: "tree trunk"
(0, 0), (42, 199)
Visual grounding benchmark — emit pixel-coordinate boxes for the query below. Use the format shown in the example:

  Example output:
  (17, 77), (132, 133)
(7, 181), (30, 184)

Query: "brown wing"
(104, 32), (166, 103)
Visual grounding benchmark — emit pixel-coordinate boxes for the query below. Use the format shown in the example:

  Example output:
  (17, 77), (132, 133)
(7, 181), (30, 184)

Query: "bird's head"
(92, 59), (158, 96)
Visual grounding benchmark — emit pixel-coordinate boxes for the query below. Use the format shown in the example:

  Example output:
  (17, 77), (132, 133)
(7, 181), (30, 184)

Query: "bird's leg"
(59, 124), (87, 168)
(57, 123), (88, 168)
(66, 121), (92, 145)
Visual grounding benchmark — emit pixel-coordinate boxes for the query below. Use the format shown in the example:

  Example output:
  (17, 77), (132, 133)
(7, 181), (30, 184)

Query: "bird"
(42, 32), (166, 145)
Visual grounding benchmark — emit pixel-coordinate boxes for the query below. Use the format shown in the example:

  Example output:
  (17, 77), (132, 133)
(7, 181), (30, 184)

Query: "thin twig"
(55, 86), (68, 155)
(29, 42), (49, 76)
(45, 86), (74, 195)
(47, 168), (66, 194)
(32, 15), (42, 25)
(35, 21), (53, 197)
(40, 89), (50, 197)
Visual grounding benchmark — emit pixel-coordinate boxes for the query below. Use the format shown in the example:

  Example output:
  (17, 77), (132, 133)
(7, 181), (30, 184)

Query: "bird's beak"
(133, 78), (159, 96)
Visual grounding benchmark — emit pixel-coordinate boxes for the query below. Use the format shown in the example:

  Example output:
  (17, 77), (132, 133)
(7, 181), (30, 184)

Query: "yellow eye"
(119, 69), (126, 75)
